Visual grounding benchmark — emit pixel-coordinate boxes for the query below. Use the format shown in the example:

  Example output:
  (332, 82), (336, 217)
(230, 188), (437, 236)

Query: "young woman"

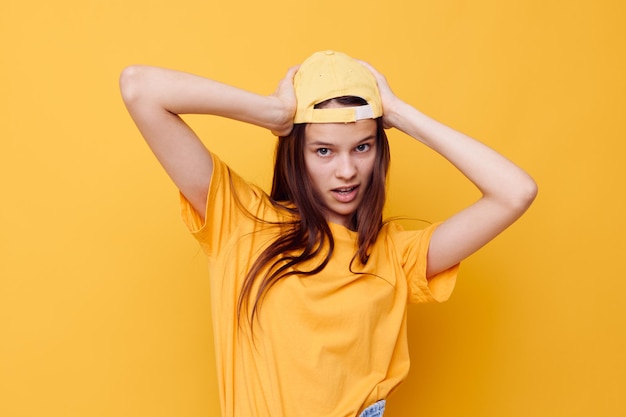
(119, 50), (537, 417)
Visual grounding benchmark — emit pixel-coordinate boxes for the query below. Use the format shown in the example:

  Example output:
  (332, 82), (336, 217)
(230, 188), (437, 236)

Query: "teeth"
(336, 187), (355, 193)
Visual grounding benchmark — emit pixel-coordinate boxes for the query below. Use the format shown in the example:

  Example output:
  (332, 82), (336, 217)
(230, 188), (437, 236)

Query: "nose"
(335, 153), (357, 180)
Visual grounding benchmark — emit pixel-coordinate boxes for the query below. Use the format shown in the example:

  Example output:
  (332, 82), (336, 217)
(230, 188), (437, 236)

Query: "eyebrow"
(307, 135), (376, 147)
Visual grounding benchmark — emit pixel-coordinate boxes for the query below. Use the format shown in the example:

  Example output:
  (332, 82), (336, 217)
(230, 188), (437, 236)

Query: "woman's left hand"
(358, 60), (402, 130)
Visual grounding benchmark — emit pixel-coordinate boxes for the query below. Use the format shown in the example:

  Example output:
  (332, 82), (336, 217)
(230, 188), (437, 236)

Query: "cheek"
(303, 159), (325, 187)
(360, 155), (377, 180)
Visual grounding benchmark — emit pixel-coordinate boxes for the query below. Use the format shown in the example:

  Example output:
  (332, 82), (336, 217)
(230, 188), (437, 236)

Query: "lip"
(331, 184), (360, 203)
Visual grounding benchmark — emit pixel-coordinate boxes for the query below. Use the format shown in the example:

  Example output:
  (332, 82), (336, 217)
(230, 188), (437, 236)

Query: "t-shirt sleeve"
(179, 152), (266, 258)
(396, 222), (460, 304)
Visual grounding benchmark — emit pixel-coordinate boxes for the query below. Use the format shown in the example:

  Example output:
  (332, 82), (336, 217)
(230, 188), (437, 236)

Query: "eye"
(316, 148), (331, 156)
(355, 143), (371, 153)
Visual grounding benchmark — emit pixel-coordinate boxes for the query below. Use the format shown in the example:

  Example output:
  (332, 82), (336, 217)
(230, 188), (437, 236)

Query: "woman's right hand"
(269, 65), (299, 137)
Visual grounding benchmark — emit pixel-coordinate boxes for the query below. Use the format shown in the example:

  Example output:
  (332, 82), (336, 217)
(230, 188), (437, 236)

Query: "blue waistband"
(358, 399), (386, 417)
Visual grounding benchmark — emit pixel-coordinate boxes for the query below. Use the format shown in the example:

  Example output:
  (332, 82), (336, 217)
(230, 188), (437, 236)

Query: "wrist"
(264, 96), (295, 136)
(384, 98), (413, 130)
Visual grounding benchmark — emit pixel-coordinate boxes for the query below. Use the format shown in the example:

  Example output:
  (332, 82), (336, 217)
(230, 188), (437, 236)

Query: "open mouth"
(333, 186), (357, 194)
(331, 185), (359, 202)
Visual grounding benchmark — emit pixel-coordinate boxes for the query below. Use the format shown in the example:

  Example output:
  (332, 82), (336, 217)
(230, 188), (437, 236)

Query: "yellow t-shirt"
(180, 153), (459, 417)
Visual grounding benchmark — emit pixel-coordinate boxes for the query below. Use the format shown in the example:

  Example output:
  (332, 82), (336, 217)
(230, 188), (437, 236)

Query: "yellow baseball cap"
(293, 50), (382, 124)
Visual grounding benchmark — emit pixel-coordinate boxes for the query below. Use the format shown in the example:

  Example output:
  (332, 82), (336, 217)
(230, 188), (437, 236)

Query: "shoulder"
(182, 153), (294, 252)
(372, 221), (442, 270)
(378, 221), (460, 303)
(378, 221), (438, 245)
(209, 152), (269, 207)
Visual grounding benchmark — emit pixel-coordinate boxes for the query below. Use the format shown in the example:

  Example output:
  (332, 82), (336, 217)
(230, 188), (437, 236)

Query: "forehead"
(304, 119), (377, 145)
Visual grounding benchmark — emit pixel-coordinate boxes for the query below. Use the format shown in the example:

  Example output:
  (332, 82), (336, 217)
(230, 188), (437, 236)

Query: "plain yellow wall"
(1, 0), (625, 416)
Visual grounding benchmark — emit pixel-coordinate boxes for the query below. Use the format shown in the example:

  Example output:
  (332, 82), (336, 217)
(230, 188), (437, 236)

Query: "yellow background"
(1, 0), (624, 416)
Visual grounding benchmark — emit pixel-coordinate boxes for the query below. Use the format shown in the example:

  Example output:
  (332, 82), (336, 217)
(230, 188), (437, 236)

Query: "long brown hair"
(237, 97), (391, 324)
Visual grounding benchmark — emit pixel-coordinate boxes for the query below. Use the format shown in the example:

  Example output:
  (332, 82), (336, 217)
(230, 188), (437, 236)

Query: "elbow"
(487, 174), (538, 217)
(522, 175), (538, 206)
(510, 175), (539, 213)
(119, 65), (147, 106)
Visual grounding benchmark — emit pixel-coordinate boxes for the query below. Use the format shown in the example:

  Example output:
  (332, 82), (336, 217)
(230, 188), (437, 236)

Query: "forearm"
(120, 65), (291, 133)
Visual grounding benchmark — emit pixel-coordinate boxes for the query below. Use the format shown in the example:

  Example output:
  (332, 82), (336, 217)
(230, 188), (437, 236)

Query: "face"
(304, 118), (378, 228)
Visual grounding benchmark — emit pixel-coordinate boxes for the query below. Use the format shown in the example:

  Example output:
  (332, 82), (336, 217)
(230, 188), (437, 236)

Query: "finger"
(282, 64), (301, 85)
(275, 65), (300, 95)
(356, 59), (380, 77)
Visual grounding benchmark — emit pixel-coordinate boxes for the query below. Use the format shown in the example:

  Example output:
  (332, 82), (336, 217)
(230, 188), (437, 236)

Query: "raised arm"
(361, 62), (538, 278)
(119, 65), (297, 218)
